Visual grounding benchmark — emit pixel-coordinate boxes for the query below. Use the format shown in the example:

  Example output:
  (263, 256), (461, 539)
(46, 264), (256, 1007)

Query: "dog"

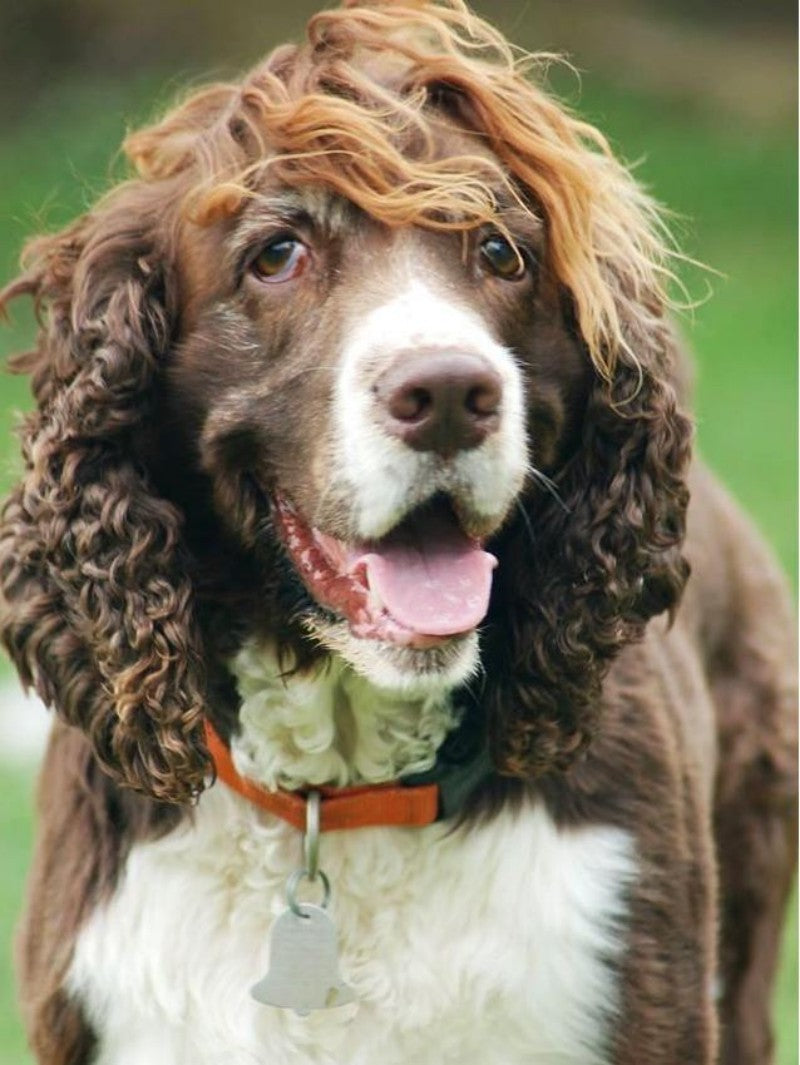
(1, 2), (795, 1063)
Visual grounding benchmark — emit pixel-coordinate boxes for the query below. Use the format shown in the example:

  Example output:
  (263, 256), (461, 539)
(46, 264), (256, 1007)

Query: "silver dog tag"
(251, 903), (356, 1015)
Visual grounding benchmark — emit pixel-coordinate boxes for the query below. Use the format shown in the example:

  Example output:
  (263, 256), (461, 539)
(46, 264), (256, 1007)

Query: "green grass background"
(0, 68), (796, 1062)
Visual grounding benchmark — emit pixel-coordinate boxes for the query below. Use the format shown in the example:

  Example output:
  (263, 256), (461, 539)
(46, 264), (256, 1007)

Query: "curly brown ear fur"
(485, 313), (692, 779)
(0, 187), (210, 803)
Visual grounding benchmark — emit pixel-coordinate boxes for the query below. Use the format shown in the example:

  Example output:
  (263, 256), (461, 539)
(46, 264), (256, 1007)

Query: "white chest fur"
(68, 789), (635, 1065)
(67, 646), (637, 1065)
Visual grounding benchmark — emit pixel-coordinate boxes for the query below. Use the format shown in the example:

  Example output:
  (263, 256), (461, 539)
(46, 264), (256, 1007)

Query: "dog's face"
(0, 1), (691, 801)
(167, 122), (588, 695)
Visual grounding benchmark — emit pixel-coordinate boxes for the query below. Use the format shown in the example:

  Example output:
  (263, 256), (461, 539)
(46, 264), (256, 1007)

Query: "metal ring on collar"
(286, 868), (331, 916)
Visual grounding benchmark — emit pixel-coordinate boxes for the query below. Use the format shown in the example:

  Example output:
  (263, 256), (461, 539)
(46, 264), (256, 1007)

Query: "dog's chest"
(68, 785), (635, 1065)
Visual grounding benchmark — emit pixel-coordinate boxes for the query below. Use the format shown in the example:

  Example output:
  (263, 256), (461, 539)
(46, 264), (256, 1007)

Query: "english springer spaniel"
(1, 3), (795, 1064)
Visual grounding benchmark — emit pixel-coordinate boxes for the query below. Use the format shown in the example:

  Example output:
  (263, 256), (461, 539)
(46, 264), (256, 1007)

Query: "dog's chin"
(305, 616), (481, 697)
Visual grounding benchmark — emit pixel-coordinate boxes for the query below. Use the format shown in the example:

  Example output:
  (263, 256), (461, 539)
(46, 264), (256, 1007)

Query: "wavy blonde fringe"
(123, 0), (679, 377)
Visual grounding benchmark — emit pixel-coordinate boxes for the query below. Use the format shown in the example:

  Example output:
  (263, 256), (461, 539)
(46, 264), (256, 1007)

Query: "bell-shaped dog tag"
(251, 903), (356, 1015)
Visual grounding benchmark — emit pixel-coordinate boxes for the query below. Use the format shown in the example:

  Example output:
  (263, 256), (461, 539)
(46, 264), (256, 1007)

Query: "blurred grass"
(0, 67), (796, 1065)
(0, 771), (35, 1059)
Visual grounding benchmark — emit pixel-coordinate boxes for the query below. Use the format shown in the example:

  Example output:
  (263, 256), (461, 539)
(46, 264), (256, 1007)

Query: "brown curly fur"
(0, 195), (209, 803)
(484, 346), (690, 777)
(0, 0), (691, 804)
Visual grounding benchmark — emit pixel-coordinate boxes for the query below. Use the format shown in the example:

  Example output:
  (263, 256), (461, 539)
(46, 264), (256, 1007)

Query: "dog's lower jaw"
(306, 617), (482, 699)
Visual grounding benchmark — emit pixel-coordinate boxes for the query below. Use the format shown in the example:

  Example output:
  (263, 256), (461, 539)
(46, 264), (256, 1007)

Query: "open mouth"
(274, 494), (498, 649)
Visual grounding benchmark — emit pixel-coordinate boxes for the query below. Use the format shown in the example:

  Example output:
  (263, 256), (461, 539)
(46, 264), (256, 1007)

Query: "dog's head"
(0, 0), (691, 802)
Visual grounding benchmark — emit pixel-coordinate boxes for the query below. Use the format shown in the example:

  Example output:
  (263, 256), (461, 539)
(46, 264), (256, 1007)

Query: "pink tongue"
(355, 512), (497, 637)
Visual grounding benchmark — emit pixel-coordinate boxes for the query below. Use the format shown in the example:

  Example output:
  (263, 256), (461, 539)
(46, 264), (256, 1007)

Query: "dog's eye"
(250, 238), (309, 283)
(479, 234), (527, 281)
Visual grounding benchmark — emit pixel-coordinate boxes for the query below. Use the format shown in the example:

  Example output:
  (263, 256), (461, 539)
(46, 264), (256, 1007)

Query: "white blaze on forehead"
(335, 278), (528, 540)
(346, 277), (504, 357)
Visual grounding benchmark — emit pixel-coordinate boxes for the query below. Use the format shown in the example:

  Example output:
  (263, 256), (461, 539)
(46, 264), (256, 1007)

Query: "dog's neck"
(229, 639), (461, 791)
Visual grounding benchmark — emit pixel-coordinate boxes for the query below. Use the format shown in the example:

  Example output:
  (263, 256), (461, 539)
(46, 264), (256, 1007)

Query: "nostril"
(466, 380), (502, 418)
(390, 386), (433, 423)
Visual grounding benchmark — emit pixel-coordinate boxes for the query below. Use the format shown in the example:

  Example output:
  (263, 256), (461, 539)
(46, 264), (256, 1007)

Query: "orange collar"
(204, 721), (440, 832)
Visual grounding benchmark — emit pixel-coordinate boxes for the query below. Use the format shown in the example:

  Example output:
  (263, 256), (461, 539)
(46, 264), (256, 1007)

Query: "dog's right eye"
(250, 238), (310, 283)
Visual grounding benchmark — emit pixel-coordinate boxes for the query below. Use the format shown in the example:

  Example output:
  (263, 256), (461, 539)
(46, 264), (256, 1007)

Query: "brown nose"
(374, 351), (503, 457)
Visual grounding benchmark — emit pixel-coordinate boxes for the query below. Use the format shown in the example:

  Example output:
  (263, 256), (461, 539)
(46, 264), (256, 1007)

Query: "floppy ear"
(485, 299), (692, 780)
(0, 186), (210, 803)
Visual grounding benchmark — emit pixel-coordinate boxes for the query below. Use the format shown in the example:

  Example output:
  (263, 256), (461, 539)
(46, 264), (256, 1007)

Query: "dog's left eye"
(479, 234), (527, 281)
(250, 238), (310, 283)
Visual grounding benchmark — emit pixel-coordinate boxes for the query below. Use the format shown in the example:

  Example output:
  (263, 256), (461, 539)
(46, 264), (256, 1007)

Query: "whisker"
(526, 463), (572, 514)
(461, 654), (487, 696)
(515, 498), (537, 547)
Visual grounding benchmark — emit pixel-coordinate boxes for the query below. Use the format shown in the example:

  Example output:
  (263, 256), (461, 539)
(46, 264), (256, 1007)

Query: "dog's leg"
(17, 722), (183, 1065)
(16, 727), (97, 1065)
(555, 662), (722, 1065)
(613, 823), (719, 1065)
(713, 690), (797, 1063)
(711, 530), (797, 1065)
